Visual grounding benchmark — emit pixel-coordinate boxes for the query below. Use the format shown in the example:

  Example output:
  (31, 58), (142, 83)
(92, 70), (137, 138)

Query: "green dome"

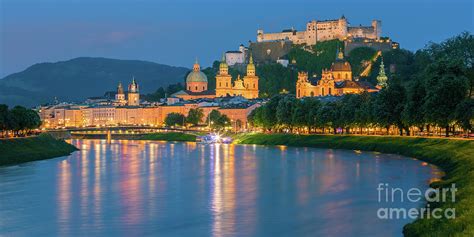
(186, 71), (208, 83)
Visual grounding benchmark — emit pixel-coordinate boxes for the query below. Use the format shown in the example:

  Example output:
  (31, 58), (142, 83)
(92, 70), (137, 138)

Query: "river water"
(0, 139), (440, 237)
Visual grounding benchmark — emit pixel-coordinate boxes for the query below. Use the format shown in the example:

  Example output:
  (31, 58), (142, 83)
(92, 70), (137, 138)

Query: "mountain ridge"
(0, 57), (190, 107)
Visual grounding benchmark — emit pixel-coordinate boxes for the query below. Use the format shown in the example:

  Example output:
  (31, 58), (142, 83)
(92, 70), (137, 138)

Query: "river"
(0, 139), (440, 236)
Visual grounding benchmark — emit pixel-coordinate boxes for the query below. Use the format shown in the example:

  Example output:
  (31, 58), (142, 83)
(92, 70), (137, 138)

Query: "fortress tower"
(128, 77), (140, 106)
(305, 20), (318, 45)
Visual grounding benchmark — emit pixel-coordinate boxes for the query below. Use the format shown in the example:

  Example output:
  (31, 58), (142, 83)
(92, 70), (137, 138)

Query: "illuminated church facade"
(296, 50), (379, 98)
(172, 55), (259, 100)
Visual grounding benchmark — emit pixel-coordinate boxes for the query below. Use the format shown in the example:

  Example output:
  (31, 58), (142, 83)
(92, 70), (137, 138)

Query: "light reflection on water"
(0, 139), (439, 237)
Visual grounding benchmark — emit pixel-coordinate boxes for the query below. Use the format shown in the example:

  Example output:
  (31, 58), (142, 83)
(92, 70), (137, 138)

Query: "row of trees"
(0, 104), (41, 137)
(164, 108), (231, 130)
(142, 83), (184, 102)
(249, 32), (474, 137)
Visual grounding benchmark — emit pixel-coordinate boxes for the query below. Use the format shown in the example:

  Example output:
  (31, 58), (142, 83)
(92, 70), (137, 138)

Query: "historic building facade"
(257, 15), (381, 46)
(296, 50), (379, 98)
(173, 56), (259, 100)
(216, 54), (259, 99)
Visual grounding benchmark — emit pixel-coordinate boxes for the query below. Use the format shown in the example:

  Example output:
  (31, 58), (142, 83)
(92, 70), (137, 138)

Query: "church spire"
(376, 57), (388, 88)
(193, 58), (200, 72)
(219, 53), (229, 75)
(336, 47), (344, 60)
(246, 53), (255, 76)
(117, 81), (124, 94)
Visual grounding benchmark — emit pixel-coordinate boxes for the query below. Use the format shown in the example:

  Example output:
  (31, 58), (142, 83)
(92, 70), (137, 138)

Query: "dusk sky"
(1, 0), (473, 77)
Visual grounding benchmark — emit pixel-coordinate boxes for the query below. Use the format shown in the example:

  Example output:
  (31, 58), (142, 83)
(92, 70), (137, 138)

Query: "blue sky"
(0, 0), (473, 77)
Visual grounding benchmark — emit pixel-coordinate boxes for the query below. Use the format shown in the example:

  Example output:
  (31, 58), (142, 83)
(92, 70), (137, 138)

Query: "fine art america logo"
(377, 183), (457, 220)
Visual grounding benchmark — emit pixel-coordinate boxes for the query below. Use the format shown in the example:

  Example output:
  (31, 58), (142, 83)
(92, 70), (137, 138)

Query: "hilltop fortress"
(257, 15), (381, 45)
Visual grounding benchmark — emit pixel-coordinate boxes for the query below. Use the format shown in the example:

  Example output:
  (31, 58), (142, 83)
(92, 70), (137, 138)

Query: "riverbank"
(0, 134), (78, 166)
(139, 132), (197, 142)
(233, 133), (474, 237)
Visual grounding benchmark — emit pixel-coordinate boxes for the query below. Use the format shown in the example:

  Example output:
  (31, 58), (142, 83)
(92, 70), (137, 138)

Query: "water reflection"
(0, 140), (440, 237)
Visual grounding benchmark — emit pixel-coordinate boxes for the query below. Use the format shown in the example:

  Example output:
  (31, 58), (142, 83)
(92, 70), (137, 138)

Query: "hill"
(0, 57), (189, 107)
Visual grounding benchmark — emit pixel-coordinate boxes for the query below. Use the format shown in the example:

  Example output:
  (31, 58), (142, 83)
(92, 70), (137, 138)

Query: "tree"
(348, 47), (377, 76)
(207, 110), (230, 130)
(261, 95), (285, 130)
(402, 78), (427, 133)
(373, 76), (406, 135)
(304, 97), (321, 132)
(291, 98), (310, 131)
(355, 92), (375, 131)
(316, 101), (339, 134)
(454, 98), (474, 133)
(164, 113), (186, 127)
(143, 83), (184, 102)
(276, 95), (297, 131)
(186, 108), (204, 126)
(425, 32), (474, 97)
(423, 60), (469, 136)
(0, 104), (8, 136)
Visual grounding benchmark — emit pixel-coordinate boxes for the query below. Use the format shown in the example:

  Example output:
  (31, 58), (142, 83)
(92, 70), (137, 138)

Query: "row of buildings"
(40, 15), (392, 130)
(40, 96), (260, 130)
(40, 49), (387, 130)
(39, 60), (262, 130)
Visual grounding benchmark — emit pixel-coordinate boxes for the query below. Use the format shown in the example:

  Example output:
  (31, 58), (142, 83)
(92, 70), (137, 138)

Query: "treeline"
(142, 83), (184, 102)
(164, 108), (231, 130)
(0, 104), (41, 137)
(248, 32), (474, 137)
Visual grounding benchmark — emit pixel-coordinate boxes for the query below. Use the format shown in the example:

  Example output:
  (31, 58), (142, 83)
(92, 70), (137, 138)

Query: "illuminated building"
(296, 49), (379, 98)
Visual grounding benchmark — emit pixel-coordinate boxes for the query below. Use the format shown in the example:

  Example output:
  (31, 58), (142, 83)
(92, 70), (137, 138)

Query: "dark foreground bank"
(0, 134), (78, 166)
(233, 133), (474, 237)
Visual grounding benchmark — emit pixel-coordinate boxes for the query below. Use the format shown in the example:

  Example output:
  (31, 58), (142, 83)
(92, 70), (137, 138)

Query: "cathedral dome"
(186, 59), (208, 83)
(330, 50), (351, 72)
(186, 71), (208, 83)
(330, 60), (352, 72)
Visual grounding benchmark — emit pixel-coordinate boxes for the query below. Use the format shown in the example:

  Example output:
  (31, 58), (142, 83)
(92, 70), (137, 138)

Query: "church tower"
(376, 58), (388, 89)
(242, 54), (259, 99)
(128, 77), (140, 106)
(216, 53), (233, 97)
(115, 82), (126, 105)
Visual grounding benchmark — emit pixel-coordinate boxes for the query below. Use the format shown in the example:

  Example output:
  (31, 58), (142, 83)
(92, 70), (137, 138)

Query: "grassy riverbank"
(0, 134), (78, 166)
(139, 132), (197, 142)
(233, 133), (474, 237)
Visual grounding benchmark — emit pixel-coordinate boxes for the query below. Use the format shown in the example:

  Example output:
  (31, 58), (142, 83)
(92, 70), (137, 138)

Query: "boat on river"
(197, 133), (232, 144)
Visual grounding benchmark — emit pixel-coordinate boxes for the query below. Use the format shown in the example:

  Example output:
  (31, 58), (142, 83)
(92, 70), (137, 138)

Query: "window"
(219, 82), (221, 87)
(322, 88), (325, 96)
(297, 89), (300, 97)
(329, 88), (332, 95)
(253, 84), (256, 88)
(226, 82), (228, 87)
(310, 91), (314, 97)
(203, 86), (205, 90)
(195, 86), (198, 90)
